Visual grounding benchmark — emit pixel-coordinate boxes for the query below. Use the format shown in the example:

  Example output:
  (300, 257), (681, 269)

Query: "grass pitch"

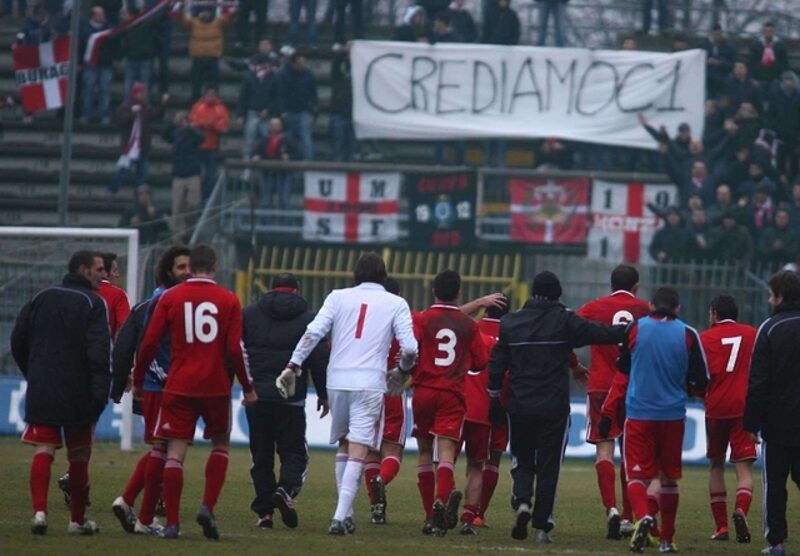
(0, 438), (797, 555)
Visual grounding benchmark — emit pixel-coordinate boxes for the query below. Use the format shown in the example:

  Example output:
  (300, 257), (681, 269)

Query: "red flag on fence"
(509, 178), (590, 244)
(13, 36), (70, 114)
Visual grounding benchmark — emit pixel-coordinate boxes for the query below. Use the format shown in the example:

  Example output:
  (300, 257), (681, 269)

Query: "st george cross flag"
(303, 171), (400, 243)
(509, 178), (590, 244)
(13, 37), (70, 114)
(587, 181), (679, 263)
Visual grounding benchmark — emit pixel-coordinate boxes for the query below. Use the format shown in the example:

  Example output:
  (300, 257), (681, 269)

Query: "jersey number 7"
(721, 336), (742, 373)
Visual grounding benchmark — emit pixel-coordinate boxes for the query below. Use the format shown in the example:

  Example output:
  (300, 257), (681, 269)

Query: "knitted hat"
(531, 271), (562, 300)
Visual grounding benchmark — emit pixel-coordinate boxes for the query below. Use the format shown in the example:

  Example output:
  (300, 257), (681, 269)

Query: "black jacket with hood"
(11, 273), (111, 425)
(243, 290), (329, 404)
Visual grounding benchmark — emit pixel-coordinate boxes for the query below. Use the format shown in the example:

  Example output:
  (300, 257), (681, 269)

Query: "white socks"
(333, 458), (364, 522)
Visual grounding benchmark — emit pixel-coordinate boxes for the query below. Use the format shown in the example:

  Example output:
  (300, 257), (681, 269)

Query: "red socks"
(435, 462), (455, 503)
(648, 492), (661, 537)
(138, 446), (167, 526)
(735, 487), (752, 515)
(122, 452), (149, 506)
(202, 448), (229, 511)
(595, 460), (617, 511)
(364, 462), (380, 499)
(68, 459), (89, 524)
(620, 461), (633, 521)
(710, 490), (728, 530)
(379, 456), (401, 485)
(660, 485), (679, 543)
(417, 464), (435, 519)
(479, 464), (500, 517)
(461, 503), (479, 524)
(627, 480), (650, 520)
(163, 458), (184, 527)
(30, 452), (53, 513)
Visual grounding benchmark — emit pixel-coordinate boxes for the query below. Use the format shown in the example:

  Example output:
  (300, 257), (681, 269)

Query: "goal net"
(0, 227), (140, 450)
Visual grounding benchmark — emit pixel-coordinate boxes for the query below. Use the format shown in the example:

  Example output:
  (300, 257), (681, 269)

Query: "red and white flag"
(13, 36), (70, 114)
(303, 171), (400, 243)
(587, 181), (679, 263)
(84, 0), (173, 65)
(509, 178), (590, 244)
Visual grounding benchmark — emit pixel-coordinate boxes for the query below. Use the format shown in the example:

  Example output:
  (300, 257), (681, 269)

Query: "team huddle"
(10, 246), (800, 555)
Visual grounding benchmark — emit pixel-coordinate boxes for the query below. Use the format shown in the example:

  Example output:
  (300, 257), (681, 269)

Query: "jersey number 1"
(184, 302), (219, 343)
(721, 336), (742, 372)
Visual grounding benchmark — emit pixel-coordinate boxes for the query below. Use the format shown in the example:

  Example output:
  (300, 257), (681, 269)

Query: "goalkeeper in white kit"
(279, 252), (418, 534)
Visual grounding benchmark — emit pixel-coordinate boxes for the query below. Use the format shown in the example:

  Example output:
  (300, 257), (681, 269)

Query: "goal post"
(0, 226), (139, 450)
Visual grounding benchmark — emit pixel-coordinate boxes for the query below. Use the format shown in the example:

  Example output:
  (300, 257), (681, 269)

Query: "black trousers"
(190, 57), (219, 102)
(762, 440), (800, 545)
(246, 401), (309, 517)
(333, 0), (362, 43)
(237, 0), (268, 46)
(509, 412), (570, 531)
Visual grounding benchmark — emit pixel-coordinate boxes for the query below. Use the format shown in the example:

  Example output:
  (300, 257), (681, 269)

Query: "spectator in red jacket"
(190, 87), (230, 200)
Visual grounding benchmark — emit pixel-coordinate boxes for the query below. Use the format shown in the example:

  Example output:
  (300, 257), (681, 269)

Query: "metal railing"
(517, 1), (800, 48)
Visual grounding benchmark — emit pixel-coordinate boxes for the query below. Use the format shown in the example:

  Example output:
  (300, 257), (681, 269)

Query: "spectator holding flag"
(15, 4), (53, 45)
(109, 82), (168, 195)
(80, 6), (115, 124)
(120, 5), (157, 102)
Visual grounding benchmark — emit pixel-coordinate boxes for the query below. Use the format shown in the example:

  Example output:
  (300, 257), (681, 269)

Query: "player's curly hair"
(155, 245), (191, 286)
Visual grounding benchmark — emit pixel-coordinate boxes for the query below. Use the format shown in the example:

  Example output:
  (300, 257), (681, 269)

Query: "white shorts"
(328, 389), (385, 451)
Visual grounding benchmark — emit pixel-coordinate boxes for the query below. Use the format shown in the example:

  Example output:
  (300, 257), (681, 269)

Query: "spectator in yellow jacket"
(180, 8), (233, 101)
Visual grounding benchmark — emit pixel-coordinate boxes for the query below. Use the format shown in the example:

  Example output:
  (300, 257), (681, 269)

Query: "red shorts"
(412, 387), (465, 442)
(706, 417), (757, 462)
(490, 422), (509, 453)
(585, 390), (624, 444)
(460, 421), (490, 461)
(142, 391), (163, 445)
(383, 392), (408, 446)
(155, 392), (231, 442)
(624, 419), (684, 481)
(21, 423), (94, 450)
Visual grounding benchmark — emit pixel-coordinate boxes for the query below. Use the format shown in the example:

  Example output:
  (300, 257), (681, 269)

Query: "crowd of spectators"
(6, 1), (800, 269)
(640, 21), (800, 271)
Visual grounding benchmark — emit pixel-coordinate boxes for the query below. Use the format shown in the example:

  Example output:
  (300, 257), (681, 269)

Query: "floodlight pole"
(58, 0), (82, 227)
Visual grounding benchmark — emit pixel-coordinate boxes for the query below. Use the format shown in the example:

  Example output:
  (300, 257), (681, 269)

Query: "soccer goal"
(0, 227), (140, 450)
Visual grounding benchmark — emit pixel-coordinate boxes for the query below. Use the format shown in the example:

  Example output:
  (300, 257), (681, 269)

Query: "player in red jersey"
(699, 295), (757, 543)
(133, 245), (257, 540)
(576, 265), (650, 540)
(412, 270), (489, 536)
(98, 252), (131, 340)
(364, 278), (408, 525)
(456, 337), (493, 535)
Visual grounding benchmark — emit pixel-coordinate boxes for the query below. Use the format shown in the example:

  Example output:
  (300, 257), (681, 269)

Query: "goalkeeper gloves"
(598, 416), (612, 439)
(276, 363), (300, 399)
(489, 397), (507, 426)
(386, 367), (408, 397)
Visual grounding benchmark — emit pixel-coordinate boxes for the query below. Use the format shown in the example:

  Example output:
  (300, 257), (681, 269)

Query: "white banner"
(302, 171), (400, 243)
(588, 181), (678, 263)
(351, 41), (706, 150)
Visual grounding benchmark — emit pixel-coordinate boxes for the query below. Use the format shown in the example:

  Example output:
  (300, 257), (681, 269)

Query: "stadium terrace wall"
(0, 378), (718, 465)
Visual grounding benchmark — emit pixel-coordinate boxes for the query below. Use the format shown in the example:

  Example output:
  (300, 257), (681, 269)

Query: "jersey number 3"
(435, 328), (457, 366)
(721, 336), (742, 373)
(184, 302), (219, 343)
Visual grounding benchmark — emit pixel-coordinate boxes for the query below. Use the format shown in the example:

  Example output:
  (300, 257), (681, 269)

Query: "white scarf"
(117, 108), (142, 169)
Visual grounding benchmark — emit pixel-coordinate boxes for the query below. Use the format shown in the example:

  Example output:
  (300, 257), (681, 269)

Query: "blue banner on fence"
(0, 376), (720, 464)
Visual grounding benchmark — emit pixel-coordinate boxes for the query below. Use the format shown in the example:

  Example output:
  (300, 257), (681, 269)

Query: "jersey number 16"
(184, 302), (219, 343)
